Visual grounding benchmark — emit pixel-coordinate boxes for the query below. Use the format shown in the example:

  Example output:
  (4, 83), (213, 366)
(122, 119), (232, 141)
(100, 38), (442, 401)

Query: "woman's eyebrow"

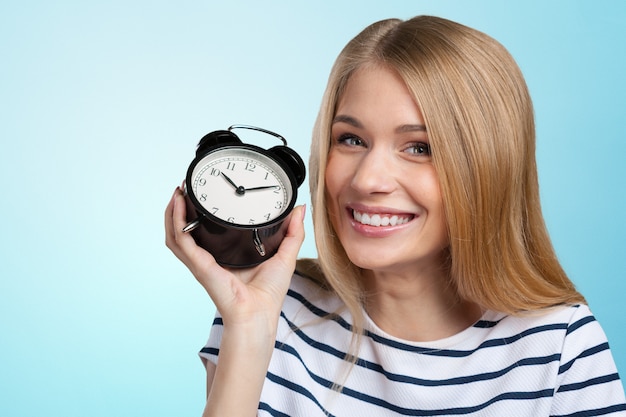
(332, 115), (427, 133)
(395, 124), (427, 133)
(332, 114), (362, 128)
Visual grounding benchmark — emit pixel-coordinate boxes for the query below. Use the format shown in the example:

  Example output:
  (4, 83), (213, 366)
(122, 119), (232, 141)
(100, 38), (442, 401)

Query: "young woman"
(165, 15), (626, 417)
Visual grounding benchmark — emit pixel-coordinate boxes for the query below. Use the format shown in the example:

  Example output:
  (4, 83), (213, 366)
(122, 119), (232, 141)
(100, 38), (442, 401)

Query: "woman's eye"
(405, 142), (431, 156)
(337, 134), (365, 147)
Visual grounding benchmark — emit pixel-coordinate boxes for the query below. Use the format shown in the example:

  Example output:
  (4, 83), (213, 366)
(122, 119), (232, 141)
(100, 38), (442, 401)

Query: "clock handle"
(229, 125), (288, 146)
(253, 229), (266, 256)
(182, 219), (201, 233)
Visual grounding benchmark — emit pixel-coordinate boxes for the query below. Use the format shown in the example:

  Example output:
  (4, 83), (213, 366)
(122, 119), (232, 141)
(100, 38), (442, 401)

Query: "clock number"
(209, 168), (220, 177)
(273, 186), (281, 194)
(199, 193), (208, 202)
(211, 207), (219, 215)
(227, 216), (235, 223)
(264, 172), (269, 180)
(275, 201), (283, 210)
(226, 162), (236, 171)
(198, 178), (207, 186)
(264, 213), (271, 221)
(245, 163), (256, 172)
(249, 219), (255, 224)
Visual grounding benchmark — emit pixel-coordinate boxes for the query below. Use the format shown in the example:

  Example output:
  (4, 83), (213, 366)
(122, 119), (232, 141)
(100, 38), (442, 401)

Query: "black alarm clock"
(182, 125), (306, 268)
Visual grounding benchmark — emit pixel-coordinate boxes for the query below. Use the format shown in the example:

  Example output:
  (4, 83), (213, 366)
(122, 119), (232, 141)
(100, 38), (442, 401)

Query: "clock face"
(189, 147), (294, 226)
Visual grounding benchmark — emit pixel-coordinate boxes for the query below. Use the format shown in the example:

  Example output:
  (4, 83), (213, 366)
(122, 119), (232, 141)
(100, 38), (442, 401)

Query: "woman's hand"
(165, 186), (306, 416)
(164, 186), (306, 326)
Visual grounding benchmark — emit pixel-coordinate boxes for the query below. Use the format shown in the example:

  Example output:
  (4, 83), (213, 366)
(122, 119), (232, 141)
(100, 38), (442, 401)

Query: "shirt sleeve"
(198, 311), (224, 367)
(550, 304), (626, 416)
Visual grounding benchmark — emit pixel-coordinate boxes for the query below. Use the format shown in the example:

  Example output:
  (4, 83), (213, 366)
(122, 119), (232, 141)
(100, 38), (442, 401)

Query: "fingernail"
(300, 204), (307, 222)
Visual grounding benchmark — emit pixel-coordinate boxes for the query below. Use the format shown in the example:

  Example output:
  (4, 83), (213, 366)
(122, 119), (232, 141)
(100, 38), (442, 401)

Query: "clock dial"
(190, 147), (293, 226)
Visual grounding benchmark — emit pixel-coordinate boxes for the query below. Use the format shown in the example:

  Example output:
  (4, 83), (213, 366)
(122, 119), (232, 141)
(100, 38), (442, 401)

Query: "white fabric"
(200, 273), (626, 416)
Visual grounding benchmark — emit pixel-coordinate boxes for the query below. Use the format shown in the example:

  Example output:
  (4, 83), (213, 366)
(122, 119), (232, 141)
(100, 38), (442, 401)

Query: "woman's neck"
(361, 267), (482, 342)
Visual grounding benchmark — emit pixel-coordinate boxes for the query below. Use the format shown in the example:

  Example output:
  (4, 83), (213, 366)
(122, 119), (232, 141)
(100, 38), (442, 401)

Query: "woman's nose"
(350, 148), (397, 194)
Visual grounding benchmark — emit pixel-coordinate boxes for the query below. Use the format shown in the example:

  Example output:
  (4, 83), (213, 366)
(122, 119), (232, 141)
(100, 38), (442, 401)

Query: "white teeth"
(352, 210), (411, 227)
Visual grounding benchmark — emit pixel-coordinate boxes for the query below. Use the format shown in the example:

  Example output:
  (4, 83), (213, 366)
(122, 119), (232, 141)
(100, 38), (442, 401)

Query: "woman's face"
(325, 65), (448, 275)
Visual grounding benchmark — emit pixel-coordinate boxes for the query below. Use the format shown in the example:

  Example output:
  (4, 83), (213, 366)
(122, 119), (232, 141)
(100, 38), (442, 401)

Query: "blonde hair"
(302, 15), (584, 342)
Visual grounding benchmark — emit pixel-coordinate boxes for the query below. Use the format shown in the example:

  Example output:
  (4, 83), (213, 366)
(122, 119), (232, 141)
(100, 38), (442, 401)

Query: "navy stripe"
(287, 288), (354, 331)
(473, 319), (502, 328)
(266, 371), (336, 417)
(273, 337), (556, 416)
(558, 342), (610, 374)
(287, 288), (571, 356)
(258, 401), (293, 417)
(200, 346), (219, 356)
(550, 403), (626, 417)
(367, 322), (568, 356)
(557, 373), (621, 393)
(567, 314), (596, 335)
(333, 387), (554, 416)
(278, 314), (561, 387)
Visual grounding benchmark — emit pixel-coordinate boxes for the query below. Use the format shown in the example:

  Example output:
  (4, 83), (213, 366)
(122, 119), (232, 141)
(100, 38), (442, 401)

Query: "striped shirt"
(200, 273), (626, 416)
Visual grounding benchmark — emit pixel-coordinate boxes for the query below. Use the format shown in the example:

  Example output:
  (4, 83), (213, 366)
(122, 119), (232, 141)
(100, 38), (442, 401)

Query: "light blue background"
(1, 1), (624, 415)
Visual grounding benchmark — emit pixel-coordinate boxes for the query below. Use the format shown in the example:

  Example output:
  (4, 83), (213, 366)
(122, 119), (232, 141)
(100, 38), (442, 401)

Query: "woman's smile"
(346, 206), (418, 239)
(351, 208), (415, 227)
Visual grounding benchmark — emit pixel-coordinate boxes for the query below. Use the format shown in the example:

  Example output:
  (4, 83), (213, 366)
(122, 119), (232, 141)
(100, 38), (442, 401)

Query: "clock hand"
(220, 172), (238, 189)
(221, 172), (246, 195)
(244, 185), (280, 192)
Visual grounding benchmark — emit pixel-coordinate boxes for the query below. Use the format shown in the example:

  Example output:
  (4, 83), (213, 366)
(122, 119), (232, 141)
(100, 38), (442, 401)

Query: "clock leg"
(182, 219), (201, 233)
(253, 229), (266, 256)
